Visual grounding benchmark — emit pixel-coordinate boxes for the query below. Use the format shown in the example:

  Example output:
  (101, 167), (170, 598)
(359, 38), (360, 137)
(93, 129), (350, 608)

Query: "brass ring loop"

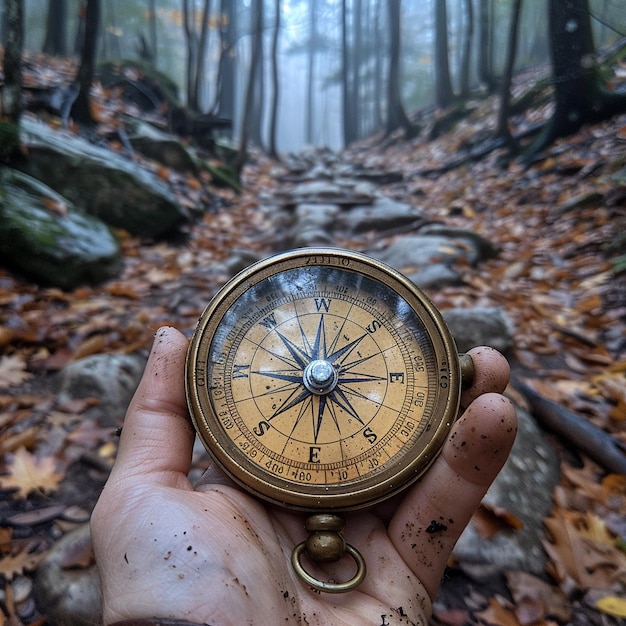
(291, 542), (367, 593)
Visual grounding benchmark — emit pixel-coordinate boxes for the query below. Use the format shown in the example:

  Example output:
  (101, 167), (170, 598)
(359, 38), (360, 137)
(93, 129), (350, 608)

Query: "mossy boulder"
(0, 168), (122, 288)
(15, 117), (189, 238)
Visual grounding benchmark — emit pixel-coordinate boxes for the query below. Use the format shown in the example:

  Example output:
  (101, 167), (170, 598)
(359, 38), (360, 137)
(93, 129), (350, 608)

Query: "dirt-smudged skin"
(91, 327), (516, 625)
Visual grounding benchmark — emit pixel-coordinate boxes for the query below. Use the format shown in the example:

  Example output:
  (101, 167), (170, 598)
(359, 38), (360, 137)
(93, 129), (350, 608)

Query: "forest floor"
(1, 56), (626, 625)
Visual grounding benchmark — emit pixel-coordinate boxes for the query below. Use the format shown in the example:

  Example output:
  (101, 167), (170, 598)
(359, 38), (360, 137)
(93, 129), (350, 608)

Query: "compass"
(185, 248), (473, 592)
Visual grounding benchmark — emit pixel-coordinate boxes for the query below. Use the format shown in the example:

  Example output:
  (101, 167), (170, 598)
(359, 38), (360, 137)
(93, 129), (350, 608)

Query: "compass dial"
(186, 249), (461, 511)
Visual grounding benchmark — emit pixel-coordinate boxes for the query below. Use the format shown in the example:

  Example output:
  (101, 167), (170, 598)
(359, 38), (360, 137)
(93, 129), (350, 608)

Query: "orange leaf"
(0, 546), (45, 581)
(42, 196), (68, 217)
(0, 355), (33, 389)
(0, 447), (64, 497)
(472, 503), (524, 539)
(475, 597), (521, 626)
(71, 333), (108, 361)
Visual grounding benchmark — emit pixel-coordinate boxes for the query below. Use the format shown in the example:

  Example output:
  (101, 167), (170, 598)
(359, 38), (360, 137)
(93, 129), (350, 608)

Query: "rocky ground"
(1, 57), (626, 625)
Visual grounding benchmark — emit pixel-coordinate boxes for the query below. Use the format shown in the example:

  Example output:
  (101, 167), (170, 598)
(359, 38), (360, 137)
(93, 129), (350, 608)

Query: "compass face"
(186, 249), (461, 511)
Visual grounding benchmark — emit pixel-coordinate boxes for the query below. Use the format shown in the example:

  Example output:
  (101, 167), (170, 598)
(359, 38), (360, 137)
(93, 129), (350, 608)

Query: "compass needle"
(275, 330), (311, 369)
(187, 248), (463, 593)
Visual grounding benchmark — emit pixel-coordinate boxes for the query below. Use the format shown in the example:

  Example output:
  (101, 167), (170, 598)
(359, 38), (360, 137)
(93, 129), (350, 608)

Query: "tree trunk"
(496, 0), (523, 149)
(477, 0), (495, 91)
(351, 0), (362, 138)
(43, 0), (67, 55)
(434, 0), (455, 107)
(529, 0), (626, 154)
(385, 0), (410, 135)
(249, 5), (264, 148)
(306, 0), (318, 145)
(459, 0), (473, 96)
(192, 0), (212, 112)
(214, 0), (236, 120)
(182, 0), (198, 111)
(235, 0), (262, 176)
(70, 0), (100, 126)
(268, 0), (280, 158)
(148, 0), (157, 63)
(1, 0), (23, 161)
(341, 0), (351, 146)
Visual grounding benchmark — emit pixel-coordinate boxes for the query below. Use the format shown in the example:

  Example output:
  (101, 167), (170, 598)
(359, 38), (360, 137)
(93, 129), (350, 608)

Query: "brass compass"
(185, 248), (473, 593)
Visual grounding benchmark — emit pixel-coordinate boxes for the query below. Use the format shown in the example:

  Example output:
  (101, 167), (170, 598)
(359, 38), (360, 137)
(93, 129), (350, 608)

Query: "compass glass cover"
(186, 250), (460, 511)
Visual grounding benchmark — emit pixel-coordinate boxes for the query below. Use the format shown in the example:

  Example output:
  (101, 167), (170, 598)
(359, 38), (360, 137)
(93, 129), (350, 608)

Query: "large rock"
(33, 524), (101, 626)
(443, 307), (515, 354)
(127, 119), (198, 172)
(369, 234), (486, 288)
(55, 353), (146, 426)
(0, 169), (122, 288)
(453, 405), (561, 574)
(338, 197), (424, 233)
(16, 117), (189, 238)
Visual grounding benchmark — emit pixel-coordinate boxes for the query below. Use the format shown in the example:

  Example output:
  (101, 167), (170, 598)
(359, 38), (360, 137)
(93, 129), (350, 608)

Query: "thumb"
(110, 326), (195, 487)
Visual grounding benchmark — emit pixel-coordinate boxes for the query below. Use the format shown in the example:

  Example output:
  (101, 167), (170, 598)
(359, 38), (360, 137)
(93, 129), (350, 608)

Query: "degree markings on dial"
(224, 285), (430, 460)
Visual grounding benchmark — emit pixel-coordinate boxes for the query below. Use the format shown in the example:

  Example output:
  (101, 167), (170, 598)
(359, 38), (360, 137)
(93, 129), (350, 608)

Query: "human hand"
(91, 326), (516, 626)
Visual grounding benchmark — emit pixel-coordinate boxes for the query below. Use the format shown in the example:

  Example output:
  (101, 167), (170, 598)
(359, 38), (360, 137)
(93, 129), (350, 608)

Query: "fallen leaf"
(0, 527), (12, 554)
(0, 355), (33, 388)
(543, 509), (626, 590)
(42, 196), (68, 217)
(7, 504), (66, 526)
(471, 503), (524, 539)
(0, 447), (64, 497)
(596, 595), (626, 618)
(59, 527), (95, 569)
(505, 571), (571, 624)
(475, 597), (521, 626)
(0, 547), (45, 581)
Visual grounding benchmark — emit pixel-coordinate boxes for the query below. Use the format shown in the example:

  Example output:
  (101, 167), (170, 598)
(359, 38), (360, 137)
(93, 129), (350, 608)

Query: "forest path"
(1, 98), (626, 624)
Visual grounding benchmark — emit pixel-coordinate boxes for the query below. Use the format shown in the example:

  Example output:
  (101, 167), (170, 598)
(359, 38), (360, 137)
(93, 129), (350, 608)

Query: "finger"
(461, 346), (510, 408)
(110, 326), (195, 486)
(389, 392), (517, 600)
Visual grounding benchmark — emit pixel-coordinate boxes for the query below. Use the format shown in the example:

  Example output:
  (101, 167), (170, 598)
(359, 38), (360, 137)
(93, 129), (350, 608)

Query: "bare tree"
(71, 0), (100, 126)
(385, 0), (411, 135)
(235, 0), (262, 176)
(1, 0), (23, 152)
(459, 0), (473, 96)
(496, 0), (523, 150)
(477, 0), (495, 91)
(43, 0), (67, 55)
(268, 0), (281, 158)
(529, 0), (626, 154)
(193, 0), (212, 112)
(213, 0), (236, 119)
(148, 0), (157, 63)
(341, 0), (359, 145)
(434, 0), (455, 107)
(306, 0), (318, 144)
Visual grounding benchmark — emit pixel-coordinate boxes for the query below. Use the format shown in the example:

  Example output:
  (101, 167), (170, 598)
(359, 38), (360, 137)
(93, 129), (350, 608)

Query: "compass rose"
(251, 314), (387, 443)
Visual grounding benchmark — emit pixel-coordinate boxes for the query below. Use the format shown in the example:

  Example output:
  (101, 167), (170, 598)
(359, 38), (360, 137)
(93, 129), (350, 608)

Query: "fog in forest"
(6, 1), (626, 153)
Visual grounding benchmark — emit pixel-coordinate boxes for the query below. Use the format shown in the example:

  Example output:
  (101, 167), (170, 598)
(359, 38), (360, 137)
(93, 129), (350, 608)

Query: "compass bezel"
(185, 248), (461, 511)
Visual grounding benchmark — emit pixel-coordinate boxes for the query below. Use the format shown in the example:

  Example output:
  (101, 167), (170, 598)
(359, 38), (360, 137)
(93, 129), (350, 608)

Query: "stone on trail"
(337, 196), (425, 233)
(54, 353), (146, 427)
(443, 307), (515, 354)
(33, 524), (101, 626)
(453, 405), (561, 575)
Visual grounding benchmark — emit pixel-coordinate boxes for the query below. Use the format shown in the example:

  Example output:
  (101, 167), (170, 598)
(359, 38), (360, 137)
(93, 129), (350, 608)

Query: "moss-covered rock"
(0, 168), (122, 288)
(15, 117), (189, 238)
